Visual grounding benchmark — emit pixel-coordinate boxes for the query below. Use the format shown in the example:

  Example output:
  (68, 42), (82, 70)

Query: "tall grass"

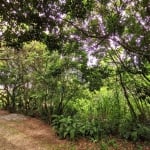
(52, 86), (150, 141)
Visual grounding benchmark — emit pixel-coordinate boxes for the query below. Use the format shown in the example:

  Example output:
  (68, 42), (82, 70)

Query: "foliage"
(119, 119), (150, 141)
(0, 0), (150, 142)
(52, 86), (150, 141)
(0, 41), (84, 121)
(52, 115), (101, 141)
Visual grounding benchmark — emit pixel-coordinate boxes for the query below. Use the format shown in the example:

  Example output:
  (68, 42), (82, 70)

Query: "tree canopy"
(0, 0), (150, 142)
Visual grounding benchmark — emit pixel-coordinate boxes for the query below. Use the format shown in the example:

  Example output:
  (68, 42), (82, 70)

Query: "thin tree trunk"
(119, 73), (137, 120)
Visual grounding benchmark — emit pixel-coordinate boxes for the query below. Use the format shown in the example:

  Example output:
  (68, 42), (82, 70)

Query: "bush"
(119, 119), (150, 141)
(52, 115), (104, 141)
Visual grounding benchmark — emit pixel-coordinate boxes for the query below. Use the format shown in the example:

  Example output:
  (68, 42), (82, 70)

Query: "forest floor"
(0, 110), (149, 150)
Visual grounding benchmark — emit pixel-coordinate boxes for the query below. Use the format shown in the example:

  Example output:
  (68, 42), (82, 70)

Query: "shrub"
(119, 118), (150, 141)
(52, 115), (104, 141)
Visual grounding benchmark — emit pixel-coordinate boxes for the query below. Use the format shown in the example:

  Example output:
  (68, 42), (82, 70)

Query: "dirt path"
(0, 110), (149, 150)
(0, 110), (95, 150)
(0, 110), (74, 150)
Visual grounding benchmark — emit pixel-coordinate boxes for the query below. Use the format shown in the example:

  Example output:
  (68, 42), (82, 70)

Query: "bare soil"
(0, 110), (149, 150)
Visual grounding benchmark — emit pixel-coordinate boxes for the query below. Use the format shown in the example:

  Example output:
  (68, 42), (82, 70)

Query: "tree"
(0, 0), (150, 121)
(67, 0), (150, 120)
(0, 41), (85, 122)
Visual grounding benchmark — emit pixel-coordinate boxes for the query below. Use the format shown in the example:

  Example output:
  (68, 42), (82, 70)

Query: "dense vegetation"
(0, 0), (150, 142)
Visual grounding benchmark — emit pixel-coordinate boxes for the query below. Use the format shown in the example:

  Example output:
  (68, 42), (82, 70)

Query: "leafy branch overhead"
(0, 0), (150, 142)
